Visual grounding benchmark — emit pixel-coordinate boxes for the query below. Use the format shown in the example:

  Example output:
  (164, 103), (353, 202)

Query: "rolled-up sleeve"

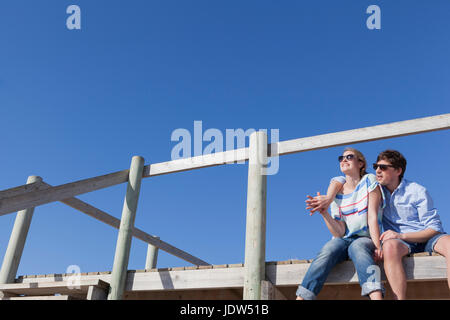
(330, 176), (346, 185)
(415, 188), (444, 233)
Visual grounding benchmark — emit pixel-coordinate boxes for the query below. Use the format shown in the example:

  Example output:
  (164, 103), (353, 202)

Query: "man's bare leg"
(382, 239), (409, 300)
(433, 235), (450, 289)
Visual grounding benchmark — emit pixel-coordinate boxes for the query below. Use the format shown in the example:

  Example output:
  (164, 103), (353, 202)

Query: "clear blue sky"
(0, 1), (449, 277)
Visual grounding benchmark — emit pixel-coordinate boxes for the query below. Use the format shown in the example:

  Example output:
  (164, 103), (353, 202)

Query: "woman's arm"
(368, 186), (383, 260)
(318, 207), (346, 238)
(306, 179), (344, 215)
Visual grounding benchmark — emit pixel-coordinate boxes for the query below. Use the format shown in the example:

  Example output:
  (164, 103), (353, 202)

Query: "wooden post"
(145, 236), (159, 270)
(243, 131), (267, 300)
(108, 156), (145, 300)
(0, 176), (42, 284)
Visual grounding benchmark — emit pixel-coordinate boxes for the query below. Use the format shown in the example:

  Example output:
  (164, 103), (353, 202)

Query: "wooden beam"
(123, 288), (243, 300)
(109, 156), (145, 300)
(17, 256), (447, 292)
(145, 239), (159, 269)
(132, 230), (209, 266)
(0, 180), (44, 200)
(87, 285), (107, 300)
(143, 113), (450, 176)
(261, 280), (288, 300)
(38, 183), (209, 266)
(0, 169), (130, 216)
(272, 113), (450, 157)
(142, 147), (249, 178)
(243, 131), (267, 300)
(0, 176), (42, 284)
(0, 279), (108, 297)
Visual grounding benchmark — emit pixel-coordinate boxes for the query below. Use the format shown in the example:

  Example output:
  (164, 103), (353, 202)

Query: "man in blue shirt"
(307, 150), (449, 299)
(373, 150), (448, 299)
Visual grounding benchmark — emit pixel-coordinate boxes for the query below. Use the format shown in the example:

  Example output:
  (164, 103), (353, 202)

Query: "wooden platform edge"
(13, 255), (446, 292)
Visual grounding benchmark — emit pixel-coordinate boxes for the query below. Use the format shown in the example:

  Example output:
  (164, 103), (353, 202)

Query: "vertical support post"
(145, 236), (159, 270)
(0, 175), (42, 284)
(108, 156), (145, 300)
(243, 131), (267, 300)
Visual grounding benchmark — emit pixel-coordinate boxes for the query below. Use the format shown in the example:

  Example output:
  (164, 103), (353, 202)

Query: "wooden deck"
(0, 279), (109, 300)
(8, 253), (448, 300)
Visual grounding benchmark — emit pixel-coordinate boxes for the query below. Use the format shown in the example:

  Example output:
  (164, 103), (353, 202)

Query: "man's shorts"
(386, 232), (447, 255)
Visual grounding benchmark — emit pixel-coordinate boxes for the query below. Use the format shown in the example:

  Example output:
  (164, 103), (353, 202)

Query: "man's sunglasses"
(372, 163), (396, 171)
(338, 154), (357, 162)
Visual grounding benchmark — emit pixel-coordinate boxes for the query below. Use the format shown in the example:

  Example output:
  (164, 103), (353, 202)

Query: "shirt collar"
(395, 179), (407, 192)
(382, 178), (407, 196)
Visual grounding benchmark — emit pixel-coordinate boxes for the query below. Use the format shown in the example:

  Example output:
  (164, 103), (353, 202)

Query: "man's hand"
(306, 192), (331, 215)
(380, 230), (404, 243)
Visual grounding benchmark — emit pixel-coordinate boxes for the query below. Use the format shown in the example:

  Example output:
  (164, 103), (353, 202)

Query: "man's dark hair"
(377, 150), (407, 181)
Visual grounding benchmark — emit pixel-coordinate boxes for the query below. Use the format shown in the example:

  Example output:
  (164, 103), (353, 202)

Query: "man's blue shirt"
(381, 179), (444, 234)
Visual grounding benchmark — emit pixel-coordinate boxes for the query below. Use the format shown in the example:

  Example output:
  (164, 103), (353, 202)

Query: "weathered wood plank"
(142, 147), (249, 178)
(0, 180), (45, 200)
(272, 113), (450, 157)
(0, 279), (109, 296)
(143, 113), (450, 176)
(87, 285), (107, 300)
(260, 280), (288, 300)
(60, 194), (121, 229)
(266, 255), (448, 286)
(132, 229), (209, 266)
(0, 170), (130, 216)
(17, 256), (447, 291)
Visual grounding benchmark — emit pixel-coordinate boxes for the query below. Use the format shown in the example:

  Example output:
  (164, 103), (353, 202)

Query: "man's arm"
(380, 228), (439, 243)
(381, 184), (443, 244)
(415, 187), (444, 234)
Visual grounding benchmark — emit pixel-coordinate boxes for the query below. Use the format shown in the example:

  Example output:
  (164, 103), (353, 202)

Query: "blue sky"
(0, 1), (449, 277)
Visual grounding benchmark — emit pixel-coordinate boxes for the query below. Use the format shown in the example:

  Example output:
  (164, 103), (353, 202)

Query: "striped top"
(330, 173), (384, 238)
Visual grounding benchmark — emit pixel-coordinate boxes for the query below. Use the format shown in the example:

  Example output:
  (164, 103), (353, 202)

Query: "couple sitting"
(296, 148), (450, 300)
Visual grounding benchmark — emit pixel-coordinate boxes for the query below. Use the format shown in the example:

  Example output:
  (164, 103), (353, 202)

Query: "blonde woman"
(296, 148), (384, 300)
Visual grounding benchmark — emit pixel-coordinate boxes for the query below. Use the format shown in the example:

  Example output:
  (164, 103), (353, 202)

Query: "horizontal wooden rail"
(0, 113), (449, 216)
(142, 147), (249, 177)
(273, 113), (450, 157)
(0, 170), (129, 216)
(145, 113), (450, 175)
(0, 180), (44, 200)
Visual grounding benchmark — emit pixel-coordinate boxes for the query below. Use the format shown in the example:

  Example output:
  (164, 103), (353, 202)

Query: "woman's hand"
(305, 192), (332, 215)
(373, 248), (383, 262)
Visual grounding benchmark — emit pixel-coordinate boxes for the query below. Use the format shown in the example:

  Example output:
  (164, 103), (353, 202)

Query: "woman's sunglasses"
(372, 163), (396, 171)
(338, 154), (357, 162)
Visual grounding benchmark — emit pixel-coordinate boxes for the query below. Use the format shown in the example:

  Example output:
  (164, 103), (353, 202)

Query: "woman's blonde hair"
(343, 147), (367, 178)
